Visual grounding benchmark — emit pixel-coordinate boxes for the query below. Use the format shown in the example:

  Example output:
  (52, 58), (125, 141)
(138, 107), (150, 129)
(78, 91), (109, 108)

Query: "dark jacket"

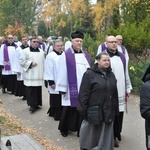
(77, 63), (119, 123)
(140, 74), (150, 149)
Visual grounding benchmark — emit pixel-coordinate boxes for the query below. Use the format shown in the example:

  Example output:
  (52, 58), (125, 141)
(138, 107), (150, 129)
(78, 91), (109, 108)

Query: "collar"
(73, 49), (82, 53)
(20, 44), (29, 49)
(6, 42), (16, 47)
(30, 46), (40, 52)
(53, 49), (63, 55)
(106, 48), (120, 57)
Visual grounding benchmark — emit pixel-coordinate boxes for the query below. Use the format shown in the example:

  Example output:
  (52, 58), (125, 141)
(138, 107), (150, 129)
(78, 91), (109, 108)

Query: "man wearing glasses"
(116, 35), (129, 65)
(0, 35), (18, 94)
(96, 35), (132, 147)
(20, 37), (45, 113)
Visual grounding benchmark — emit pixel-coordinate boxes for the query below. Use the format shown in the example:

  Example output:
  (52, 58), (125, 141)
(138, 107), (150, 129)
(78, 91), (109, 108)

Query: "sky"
(90, 0), (97, 4)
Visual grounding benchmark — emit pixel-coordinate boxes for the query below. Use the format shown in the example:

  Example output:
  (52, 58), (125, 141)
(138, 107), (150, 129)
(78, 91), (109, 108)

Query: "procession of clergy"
(0, 31), (132, 150)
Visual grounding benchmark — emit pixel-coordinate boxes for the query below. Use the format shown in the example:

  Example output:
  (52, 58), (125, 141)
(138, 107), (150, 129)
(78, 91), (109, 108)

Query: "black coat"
(140, 75), (150, 149)
(77, 63), (119, 123)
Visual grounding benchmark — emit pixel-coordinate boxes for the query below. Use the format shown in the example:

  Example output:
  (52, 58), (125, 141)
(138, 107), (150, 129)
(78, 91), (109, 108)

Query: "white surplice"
(110, 55), (132, 111)
(95, 48), (132, 112)
(13, 47), (24, 81)
(0, 44), (17, 75)
(44, 51), (63, 94)
(55, 49), (90, 106)
(19, 47), (45, 86)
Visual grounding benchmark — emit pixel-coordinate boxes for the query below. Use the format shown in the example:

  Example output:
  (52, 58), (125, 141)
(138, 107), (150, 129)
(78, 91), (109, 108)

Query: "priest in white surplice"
(116, 35), (129, 65)
(96, 35), (132, 147)
(20, 37), (45, 113)
(44, 39), (63, 120)
(55, 30), (91, 137)
(0, 34), (18, 94)
(13, 36), (29, 100)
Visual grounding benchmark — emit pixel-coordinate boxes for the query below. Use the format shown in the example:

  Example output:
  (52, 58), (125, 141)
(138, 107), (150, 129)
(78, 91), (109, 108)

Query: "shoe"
(22, 96), (26, 100)
(61, 132), (68, 137)
(80, 148), (88, 150)
(35, 106), (41, 109)
(2, 87), (5, 93)
(114, 139), (119, 147)
(29, 107), (35, 113)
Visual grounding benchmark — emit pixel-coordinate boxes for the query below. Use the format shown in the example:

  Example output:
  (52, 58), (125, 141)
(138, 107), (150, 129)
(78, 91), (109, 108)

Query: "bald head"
(106, 36), (117, 52)
(38, 36), (43, 43)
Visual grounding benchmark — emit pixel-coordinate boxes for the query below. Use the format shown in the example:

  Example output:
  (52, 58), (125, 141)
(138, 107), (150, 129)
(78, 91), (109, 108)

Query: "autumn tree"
(0, 0), (33, 35)
(5, 20), (25, 38)
(41, 0), (93, 37)
(91, 0), (120, 33)
(0, 0), (46, 35)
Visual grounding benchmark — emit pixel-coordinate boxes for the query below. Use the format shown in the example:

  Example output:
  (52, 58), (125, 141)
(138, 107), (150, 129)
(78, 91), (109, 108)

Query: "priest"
(55, 30), (91, 137)
(20, 37), (45, 112)
(44, 39), (63, 120)
(0, 35), (18, 94)
(13, 36), (29, 100)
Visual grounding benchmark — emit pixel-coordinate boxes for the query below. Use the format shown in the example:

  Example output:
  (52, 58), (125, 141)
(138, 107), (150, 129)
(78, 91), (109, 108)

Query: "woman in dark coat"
(78, 52), (119, 150)
(140, 71), (150, 150)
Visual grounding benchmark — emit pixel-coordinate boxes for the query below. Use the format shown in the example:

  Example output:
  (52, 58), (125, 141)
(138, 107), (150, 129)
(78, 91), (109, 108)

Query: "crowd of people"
(1, 31), (148, 150)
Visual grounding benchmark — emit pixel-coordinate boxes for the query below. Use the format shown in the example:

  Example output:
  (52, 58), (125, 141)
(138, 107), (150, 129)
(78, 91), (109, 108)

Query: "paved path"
(1, 133), (46, 150)
(0, 87), (146, 150)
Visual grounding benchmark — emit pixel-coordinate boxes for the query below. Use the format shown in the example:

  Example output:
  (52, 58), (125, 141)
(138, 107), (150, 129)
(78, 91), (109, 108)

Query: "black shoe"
(114, 139), (119, 147)
(29, 107), (35, 112)
(80, 148), (88, 150)
(2, 88), (5, 93)
(61, 132), (68, 137)
(22, 96), (26, 100)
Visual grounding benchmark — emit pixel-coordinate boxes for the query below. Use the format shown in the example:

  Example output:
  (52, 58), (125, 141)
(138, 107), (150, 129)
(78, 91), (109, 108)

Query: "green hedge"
(129, 57), (149, 94)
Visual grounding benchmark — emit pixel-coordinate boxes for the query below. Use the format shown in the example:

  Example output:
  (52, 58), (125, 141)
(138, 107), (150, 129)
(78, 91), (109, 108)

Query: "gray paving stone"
(0, 140), (8, 150)
(1, 133), (45, 150)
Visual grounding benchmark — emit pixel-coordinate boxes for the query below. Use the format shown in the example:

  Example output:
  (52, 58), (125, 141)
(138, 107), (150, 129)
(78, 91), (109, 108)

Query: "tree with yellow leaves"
(5, 20), (25, 39)
(91, 0), (120, 32)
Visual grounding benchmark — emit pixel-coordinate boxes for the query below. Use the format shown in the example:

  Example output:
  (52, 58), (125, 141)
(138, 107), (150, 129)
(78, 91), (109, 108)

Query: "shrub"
(129, 57), (149, 94)
(83, 33), (98, 64)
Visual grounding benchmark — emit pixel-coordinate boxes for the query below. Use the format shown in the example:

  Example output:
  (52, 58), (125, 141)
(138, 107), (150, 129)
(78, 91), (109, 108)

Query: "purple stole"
(117, 50), (126, 73)
(101, 42), (106, 52)
(38, 42), (45, 51)
(121, 45), (125, 55)
(65, 49), (90, 107)
(3, 44), (17, 71)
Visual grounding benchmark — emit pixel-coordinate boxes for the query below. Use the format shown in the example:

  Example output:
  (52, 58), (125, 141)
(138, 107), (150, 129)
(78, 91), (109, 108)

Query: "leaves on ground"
(0, 107), (64, 150)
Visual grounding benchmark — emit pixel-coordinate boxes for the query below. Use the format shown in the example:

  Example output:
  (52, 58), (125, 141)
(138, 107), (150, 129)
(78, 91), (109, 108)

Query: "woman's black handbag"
(87, 105), (103, 125)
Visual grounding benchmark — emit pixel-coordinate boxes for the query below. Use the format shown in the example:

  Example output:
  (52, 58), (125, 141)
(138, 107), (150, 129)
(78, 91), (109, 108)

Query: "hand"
(126, 93), (130, 100)
(63, 94), (66, 97)
(17, 72), (21, 75)
(124, 93), (130, 102)
(32, 62), (37, 67)
(50, 84), (55, 89)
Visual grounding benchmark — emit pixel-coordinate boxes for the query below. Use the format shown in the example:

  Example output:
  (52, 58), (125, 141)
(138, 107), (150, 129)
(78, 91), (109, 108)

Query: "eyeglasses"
(32, 41), (39, 43)
(107, 41), (117, 44)
(8, 37), (13, 39)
